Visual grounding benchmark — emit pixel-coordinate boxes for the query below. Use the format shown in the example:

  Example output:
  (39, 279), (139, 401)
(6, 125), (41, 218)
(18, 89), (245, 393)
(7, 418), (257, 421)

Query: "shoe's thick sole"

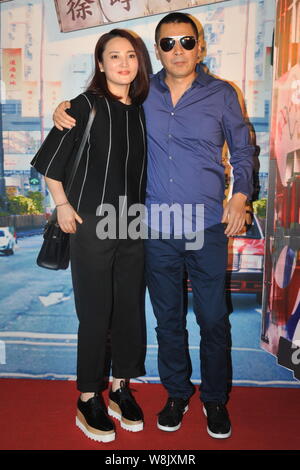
(108, 400), (143, 432)
(157, 405), (189, 432)
(76, 410), (115, 443)
(202, 406), (232, 439)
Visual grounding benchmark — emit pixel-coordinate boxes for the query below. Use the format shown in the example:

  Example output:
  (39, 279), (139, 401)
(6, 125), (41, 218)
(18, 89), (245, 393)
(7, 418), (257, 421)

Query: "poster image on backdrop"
(53, 0), (231, 32)
(261, 0), (300, 381)
(0, 0), (299, 387)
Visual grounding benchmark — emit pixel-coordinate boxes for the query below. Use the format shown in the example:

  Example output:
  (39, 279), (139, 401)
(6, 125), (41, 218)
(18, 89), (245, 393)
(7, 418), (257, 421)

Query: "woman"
(31, 29), (149, 443)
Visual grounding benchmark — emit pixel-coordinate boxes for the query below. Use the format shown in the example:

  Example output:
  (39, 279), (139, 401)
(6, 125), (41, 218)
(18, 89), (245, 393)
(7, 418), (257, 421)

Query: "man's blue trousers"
(145, 223), (230, 403)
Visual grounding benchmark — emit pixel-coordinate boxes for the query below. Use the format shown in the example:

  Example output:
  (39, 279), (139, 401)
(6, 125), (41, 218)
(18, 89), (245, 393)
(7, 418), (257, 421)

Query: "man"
(53, 12), (254, 439)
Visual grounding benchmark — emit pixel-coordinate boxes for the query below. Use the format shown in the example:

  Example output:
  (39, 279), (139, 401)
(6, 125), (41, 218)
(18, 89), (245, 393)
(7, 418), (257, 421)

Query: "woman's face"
(99, 36), (139, 95)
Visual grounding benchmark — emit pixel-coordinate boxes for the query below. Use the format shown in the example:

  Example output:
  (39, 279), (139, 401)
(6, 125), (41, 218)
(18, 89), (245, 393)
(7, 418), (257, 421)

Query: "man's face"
(155, 22), (202, 80)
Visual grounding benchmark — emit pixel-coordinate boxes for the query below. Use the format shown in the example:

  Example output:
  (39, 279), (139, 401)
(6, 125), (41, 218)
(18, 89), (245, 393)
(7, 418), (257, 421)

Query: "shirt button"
(170, 178), (173, 182)
(169, 156), (172, 160)
(168, 134), (172, 138)
(171, 112), (174, 116)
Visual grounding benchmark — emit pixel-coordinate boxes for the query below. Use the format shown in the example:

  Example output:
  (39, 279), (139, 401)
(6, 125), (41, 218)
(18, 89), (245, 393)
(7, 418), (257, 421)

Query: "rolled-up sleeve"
(30, 94), (87, 182)
(221, 86), (254, 199)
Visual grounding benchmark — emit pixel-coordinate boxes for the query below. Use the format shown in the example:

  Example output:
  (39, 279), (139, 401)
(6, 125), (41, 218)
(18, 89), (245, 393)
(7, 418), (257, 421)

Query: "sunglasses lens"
(181, 37), (196, 50)
(160, 38), (175, 52)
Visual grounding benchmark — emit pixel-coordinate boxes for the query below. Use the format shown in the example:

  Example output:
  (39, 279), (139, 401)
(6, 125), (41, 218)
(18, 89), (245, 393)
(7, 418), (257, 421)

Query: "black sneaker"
(157, 397), (189, 432)
(108, 381), (143, 432)
(203, 402), (232, 439)
(76, 393), (115, 442)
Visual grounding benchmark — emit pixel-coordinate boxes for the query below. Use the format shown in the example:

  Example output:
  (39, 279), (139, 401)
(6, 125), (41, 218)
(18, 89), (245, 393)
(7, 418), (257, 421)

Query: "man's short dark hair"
(155, 12), (199, 44)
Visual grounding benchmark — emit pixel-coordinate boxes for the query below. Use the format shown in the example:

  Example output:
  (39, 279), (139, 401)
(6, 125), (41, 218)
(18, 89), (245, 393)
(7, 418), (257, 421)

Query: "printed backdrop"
(261, 0), (300, 380)
(0, 0), (299, 387)
(54, 0), (230, 32)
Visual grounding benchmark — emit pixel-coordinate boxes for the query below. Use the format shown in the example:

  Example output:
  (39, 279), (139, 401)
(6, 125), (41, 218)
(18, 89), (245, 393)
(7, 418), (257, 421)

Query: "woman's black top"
(31, 92), (147, 215)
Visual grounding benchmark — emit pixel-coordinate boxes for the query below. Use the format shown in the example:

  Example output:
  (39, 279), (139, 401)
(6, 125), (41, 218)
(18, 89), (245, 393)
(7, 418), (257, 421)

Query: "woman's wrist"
(56, 201), (69, 208)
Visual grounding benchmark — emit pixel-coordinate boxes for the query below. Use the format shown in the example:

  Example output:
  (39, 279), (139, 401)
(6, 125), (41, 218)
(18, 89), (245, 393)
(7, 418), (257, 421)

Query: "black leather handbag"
(37, 215), (70, 270)
(37, 102), (97, 270)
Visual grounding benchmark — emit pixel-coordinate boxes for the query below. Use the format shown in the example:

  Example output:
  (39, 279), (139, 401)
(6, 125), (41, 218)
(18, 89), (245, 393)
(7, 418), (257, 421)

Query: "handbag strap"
(65, 100), (97, 196)
(49, 100), (97, 224)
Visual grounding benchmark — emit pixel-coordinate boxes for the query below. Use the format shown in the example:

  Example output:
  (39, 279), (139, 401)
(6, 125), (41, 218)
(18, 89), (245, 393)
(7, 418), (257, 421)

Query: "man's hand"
(53, 101), (75, 130)
(222, 192), (248, 237)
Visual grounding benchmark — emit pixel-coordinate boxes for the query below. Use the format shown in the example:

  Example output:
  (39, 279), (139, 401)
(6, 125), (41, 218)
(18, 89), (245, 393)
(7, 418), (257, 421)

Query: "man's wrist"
(232, 192), (248, 202)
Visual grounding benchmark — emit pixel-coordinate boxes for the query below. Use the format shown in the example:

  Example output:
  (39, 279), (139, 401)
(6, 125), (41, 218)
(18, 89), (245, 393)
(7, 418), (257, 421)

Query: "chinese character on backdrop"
(3, 49), (22, 93)
(67, 0), (95, 21)
(55, 0), (104, 32)
(110, 0), (131, 12)
(9, 60), (17, 84)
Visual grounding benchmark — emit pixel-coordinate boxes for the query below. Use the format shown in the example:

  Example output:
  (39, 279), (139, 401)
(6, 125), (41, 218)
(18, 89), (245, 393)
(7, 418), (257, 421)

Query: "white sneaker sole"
(108, 404), (144, 432)
(76, 413), (115, 443)
(157, 405), (189, 432)
(203, 406), (232, 439)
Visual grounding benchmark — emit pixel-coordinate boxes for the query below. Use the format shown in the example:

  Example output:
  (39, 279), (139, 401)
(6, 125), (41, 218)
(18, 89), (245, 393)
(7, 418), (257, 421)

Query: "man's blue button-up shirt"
(142, 64), (254, 230)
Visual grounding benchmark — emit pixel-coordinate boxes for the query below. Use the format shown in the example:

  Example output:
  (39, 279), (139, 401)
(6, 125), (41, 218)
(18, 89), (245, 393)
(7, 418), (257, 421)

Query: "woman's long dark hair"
(86, 29), (149, 105)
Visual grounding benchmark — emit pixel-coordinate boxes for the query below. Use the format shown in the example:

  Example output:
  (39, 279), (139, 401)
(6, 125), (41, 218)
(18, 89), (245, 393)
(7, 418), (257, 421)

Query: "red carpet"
(0, 378), (299, 450)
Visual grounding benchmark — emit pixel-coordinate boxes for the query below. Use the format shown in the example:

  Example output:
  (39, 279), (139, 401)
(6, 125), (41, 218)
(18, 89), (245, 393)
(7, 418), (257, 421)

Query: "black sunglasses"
(159, 36), (198, 52)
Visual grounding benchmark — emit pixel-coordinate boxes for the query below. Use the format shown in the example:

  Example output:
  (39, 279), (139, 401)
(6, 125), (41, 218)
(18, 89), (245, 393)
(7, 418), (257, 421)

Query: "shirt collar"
(155, 63), (212, 91)
(195, 62), (213, 86)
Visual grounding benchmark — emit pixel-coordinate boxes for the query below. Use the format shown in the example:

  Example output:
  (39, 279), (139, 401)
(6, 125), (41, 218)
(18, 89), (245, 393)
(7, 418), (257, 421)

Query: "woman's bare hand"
(57, 204), (83, 233)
